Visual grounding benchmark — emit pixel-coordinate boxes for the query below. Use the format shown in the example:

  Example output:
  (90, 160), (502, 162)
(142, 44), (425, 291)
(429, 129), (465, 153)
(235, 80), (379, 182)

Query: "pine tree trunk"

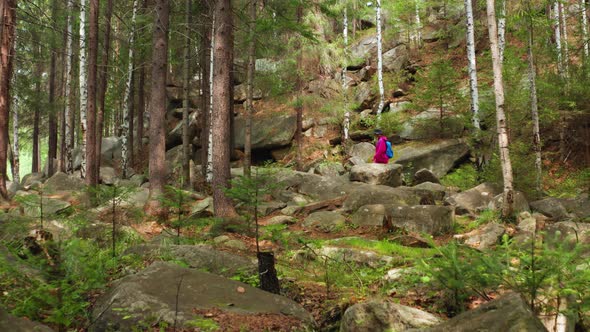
(96, 0), (113, 178)
(47, 0), (59, 177)
(199, 0), (212, 179)
(295, 5), (303, 172)
(79, 0), (88, 178)
(136, 0), (148, 161)
(486, 0), (514, 218)
(0, 0), (16, 200)
(32, 36), (41, 174)
(11, 95), (18, 184)
(526, 7), (542, 195)
(121, 0), (139, 179)
(86, 0), (99, 187)
(582, 0), (589, 59)
(147, 0), (170, 214)
(211, 0), (237, 218)
(244, 0), (256, 178)
(465, 0), (480, 130)
(375, 0), (385, 118)
(182, 0), (192, 187)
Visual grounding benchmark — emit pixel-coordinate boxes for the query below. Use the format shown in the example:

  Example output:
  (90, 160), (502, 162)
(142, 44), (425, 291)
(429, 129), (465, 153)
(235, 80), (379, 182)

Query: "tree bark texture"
(257, 252), (280, 294)
(47, 0), (59, 177)
(211, 0), (237, 218)
(497, 0), (506, 62)
(0, 0), (16, 200)
(121, 0), (139, 179)
(206, 13), (215, 183)
(375, 0), (385, 118)
(96, 0), (113, 178)
(32, 35), (41, 174)
(486, 0), (514, 217)
(244, 0), (256, 178)
(182, 0), (192, 187)
(63, 0), (74, 174)
(11, 90), (18, 184)
(147, 0), (170, 214)
(526, 8), (542, 195)
(582, 0), (589, 59)
(559, 2), (569, 76)
(199, 0), (212, 179)
(86, 0), (99, 187)
(79, 0), (88, 178)
(465, 0), (480, 130)
(554, 1), (564, 77)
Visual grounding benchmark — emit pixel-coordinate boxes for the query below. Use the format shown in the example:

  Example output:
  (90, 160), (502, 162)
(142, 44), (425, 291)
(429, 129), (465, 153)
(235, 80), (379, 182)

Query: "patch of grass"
(328, 238), (437, 259)
(441, 164), (480, 191)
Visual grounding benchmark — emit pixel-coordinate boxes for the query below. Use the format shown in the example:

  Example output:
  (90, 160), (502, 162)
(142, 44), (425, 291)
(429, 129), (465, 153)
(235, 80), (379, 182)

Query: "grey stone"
(530, 198), (571, 221)
(415, 293), (547, 332)
(90, 262), (313, 332)
(545, 222), (590, 247)
(348, 142), (376, 165)
(383, 44), (409, 72)
(120, 187), (150, 209)
(266, 215), (297, 226)
(190, 197), (213, 217)
(234, 83), (263, 103)
(445, 183), (502, 215)
(43, 172), (85, 192)
(343, 185), (419, 212)
(413, 168), (440, 185)
(488, 191), (530, 214)
(259, 201), (287, 216)
(350, 164), (403, 187)
(459, 222), (506, 250)
(318, 245), (395, 268)
(21, 173), (44, 189)
(315, 162), (346, 178)
(411, 182), (447, 201)
(303, 211), (346, 233)
(399, 109), (464, 140)
(384, 267), (416, 282)
(99, 167), (117, 185)
(385, 205), (454, 235)
(73, 137), (122, 170)
(341, 301), (441, 332)
(354, 82), (375, 109)
(213, 235), (230, 244)
(166, 111), (200, 150)
(351, 204), (385, 226)
(0, 307), (55, 332)
(233, 114), (297, 150)
(389, 101), (411, 113)
(559, 196), (590, 220)
(21, 196), (71, 218)
(394, 139), (470, 179)
(129, 174), (148, 187)
(223, 239), (248, 251)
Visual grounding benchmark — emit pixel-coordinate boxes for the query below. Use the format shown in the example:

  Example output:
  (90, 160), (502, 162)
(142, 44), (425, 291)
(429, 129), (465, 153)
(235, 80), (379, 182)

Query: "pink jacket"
(373, 136), (389, 164)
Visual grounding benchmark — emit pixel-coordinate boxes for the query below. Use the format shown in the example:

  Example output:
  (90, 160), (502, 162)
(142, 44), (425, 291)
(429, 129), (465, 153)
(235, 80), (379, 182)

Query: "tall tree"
(96, 0), (113, 178)
(211, 0), (237, 217)
(559, 2), (569, 75)
(206, 13), (215, 182)
(136, 0), (148, 161)
(199, 0), (212, 180)
(244, 0), (256, 178)
(497, 0), (506, 62)
(525, 0), (542, 194)
(47, 0), (59, 177)
(554, 1), (565, 77)
(79, 0), (88, 178)
(375, 0), (385, 118)
(486, 0), (514, 217)
(147, 0), (170, 214)
(182, 0), (192, 186)
(465, 0), (480, 130)
(86, 0), (99, 187)
(63, 0), (74, 173)
(582, 0), (589, 59)
(0, 0), (16, 200)
(121, 0), (140, 179)
(11, 90), (18, 184)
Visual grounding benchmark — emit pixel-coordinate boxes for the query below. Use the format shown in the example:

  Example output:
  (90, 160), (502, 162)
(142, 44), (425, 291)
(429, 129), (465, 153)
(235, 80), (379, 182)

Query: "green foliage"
(440, 164), (480, 190)
(412, 58), (463, 115)
(328, 238), (436, 260)
(377, 112), (403, 136)
(158, 186), (195, 244)
(185, 317), (220, 331)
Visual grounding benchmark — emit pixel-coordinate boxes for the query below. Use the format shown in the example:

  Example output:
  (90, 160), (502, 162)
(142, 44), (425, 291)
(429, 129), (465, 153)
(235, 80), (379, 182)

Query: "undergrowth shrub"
(440, 164), (479, 190)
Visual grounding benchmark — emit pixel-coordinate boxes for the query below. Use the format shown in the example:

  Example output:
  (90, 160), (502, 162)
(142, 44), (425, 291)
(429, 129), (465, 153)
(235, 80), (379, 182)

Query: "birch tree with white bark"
(64, 0), (74, 173)
(554, 1), (565, 77)
(465, 0), (480, 130)
(582, 0), (589, 59)
(497, 0), (506, 62)
(375, 0), (385, 119)
(486, 0), (515, 217)
(559, 2), (570, 76)
(79, 0), (88, 178)
(121, 0), (139, 179)
(206, 14), (215, 183)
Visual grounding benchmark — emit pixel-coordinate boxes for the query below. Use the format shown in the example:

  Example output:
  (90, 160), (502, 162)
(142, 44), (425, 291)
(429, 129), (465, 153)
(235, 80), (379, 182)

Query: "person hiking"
(373, 129), (391, 164)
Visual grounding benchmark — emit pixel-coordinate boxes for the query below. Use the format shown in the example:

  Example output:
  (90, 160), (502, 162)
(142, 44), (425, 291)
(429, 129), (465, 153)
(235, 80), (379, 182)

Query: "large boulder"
(73, 137), (122, 169)
(399, 109), (465, 140)
(315, 162), (346, 177)
(234, 83), (263, 103)
(384, 205), (454, 235)
(350, 163), (403, 187)
(99, 166), (117, 185)
(445, 183), (502, 215)
(410, 182), (447, 201)
(349, 35), (379, 67)
(22, 197), (71, 218)
(91, 262), (314, 332)
(558, 195), (590, 221)
(416, 293), (547, 332)
(351, 204), (386, 226)
(413, 168), (440, 185)
(303, 211), (346, 233)
(165, 111), (199, 149)
(233, 114), (296, 150)
(308, 78), (342, 99)
(394, 139), (470, 179)
(315, 246), (395, 268)
(43, 172), (85, 192)
(488, 191), (530, 214)
(456, 222), (506, 250)
(343, 185), (419, 212)
(340, 301), (441, 332)
(21, 173), (44, 189)
(0, 307), (54, 332)
(353, 82), (375, 110)
(545, 221), (590, 247)
(530, 198), (571, 221)
(348, 142), (375, 165)
(383, 44), (409, 72)
(125, 244), (256, 277)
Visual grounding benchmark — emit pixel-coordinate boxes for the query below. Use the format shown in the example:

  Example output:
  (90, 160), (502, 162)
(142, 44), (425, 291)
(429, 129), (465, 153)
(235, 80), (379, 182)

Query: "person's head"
(374, 129), (383, 137)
